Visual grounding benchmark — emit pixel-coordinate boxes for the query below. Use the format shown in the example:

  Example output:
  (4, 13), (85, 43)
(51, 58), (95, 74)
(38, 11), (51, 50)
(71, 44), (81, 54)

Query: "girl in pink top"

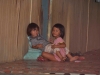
(42, 23), (79, 61)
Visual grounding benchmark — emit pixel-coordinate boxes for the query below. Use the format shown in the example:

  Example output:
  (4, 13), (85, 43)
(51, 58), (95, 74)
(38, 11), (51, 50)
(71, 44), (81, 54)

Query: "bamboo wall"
(51, 0), (100, 53)
(0, 0), (42, 63)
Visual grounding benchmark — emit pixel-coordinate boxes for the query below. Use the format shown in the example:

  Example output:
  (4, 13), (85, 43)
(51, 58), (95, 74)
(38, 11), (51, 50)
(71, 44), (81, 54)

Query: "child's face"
(31, 28), (39, 37)
(52, 27), (60, 38)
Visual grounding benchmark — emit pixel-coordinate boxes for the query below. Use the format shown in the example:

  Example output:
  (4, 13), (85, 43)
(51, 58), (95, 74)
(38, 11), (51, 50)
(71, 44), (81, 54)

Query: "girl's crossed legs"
(42, 52), (57, 61)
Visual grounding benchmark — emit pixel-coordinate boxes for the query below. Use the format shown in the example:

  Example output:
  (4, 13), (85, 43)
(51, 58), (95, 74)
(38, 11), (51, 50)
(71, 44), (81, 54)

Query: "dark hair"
(52, 23), (65, 38)
(27, 23), (39, 36)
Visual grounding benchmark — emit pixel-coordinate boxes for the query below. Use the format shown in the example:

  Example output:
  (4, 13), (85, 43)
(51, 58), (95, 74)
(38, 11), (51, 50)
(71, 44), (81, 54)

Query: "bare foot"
(70, 56), (79, 62)
(78, 56), (85, 60)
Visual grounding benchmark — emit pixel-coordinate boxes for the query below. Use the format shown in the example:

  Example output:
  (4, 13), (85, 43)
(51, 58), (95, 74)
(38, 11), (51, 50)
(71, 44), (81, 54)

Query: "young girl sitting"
(27, 23), (81, 61)
(42, 23), (80, 61)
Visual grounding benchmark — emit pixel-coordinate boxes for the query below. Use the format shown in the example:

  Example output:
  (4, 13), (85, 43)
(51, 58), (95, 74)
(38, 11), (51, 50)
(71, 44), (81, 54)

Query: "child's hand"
(36, 44), (43, 48)
(49, 38), (54, 43)
(51, 44), (57, 49)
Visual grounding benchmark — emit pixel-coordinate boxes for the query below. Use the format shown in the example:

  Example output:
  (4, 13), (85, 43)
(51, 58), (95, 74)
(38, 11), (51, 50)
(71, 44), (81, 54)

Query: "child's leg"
(54, 48), (66, 61)
(42, 52), (57, 61)
(67, 53), (79, 61)
(56, 51), (66, 61)
(44, 45), (64, 61)
(65, 47), (79, 61)
(54, 48), (62, 59)
(56, 51), (63, 60)
(65, 47), (70, 54)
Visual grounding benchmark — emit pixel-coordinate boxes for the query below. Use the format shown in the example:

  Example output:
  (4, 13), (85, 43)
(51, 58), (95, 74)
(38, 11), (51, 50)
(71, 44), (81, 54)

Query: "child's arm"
(49, 38), (54, 44)
(52, 42), (66, 49)
(32, 45), (38, 49)
(32, 44), (43, 49)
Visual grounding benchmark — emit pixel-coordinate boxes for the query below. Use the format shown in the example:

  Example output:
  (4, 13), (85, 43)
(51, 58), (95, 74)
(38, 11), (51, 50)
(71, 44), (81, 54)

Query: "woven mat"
(0, 49), (100, 74)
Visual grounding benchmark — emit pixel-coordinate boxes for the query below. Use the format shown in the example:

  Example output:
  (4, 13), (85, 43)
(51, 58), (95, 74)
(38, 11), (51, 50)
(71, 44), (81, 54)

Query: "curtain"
(0, 0), (42, 63)
(49, 0), (100, 53)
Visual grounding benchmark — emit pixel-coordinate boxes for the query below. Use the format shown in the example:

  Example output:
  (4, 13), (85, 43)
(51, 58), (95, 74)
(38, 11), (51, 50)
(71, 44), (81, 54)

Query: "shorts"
(44, 44), (60, 53)
(44, 44), (69, 54)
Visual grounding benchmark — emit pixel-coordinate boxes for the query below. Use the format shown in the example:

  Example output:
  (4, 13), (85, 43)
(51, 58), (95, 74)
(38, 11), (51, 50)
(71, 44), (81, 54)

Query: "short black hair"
(27, 23), (39, 36)
(52, 23), (65, 38)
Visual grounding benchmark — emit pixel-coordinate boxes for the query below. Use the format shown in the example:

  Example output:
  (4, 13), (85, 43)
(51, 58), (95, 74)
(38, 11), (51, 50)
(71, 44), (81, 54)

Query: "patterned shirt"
(30, 34), (50, 51)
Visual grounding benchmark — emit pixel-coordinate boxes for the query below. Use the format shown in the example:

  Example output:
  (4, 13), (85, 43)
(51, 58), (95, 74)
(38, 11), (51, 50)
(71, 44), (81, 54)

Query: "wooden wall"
(0, 0), (42, 63)
(50, 0), (100, 53)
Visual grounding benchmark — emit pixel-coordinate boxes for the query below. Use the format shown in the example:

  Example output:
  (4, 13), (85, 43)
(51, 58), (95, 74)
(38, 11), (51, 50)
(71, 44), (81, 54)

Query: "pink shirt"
(53, 37), (66, 61)
(53, 37), (64, 45)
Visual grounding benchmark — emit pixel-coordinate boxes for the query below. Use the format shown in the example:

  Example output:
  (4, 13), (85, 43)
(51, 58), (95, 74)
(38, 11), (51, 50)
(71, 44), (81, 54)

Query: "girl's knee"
(42, 52), (46, 56)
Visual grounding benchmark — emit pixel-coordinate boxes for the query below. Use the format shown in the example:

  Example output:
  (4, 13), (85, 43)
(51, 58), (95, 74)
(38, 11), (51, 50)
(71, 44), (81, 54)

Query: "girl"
(27, 23), (68, 61)
(42, 23), (79, 61)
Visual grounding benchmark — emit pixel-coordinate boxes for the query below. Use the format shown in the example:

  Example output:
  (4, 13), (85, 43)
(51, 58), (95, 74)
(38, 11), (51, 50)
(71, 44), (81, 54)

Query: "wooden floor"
(0, 49), (100, 75)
